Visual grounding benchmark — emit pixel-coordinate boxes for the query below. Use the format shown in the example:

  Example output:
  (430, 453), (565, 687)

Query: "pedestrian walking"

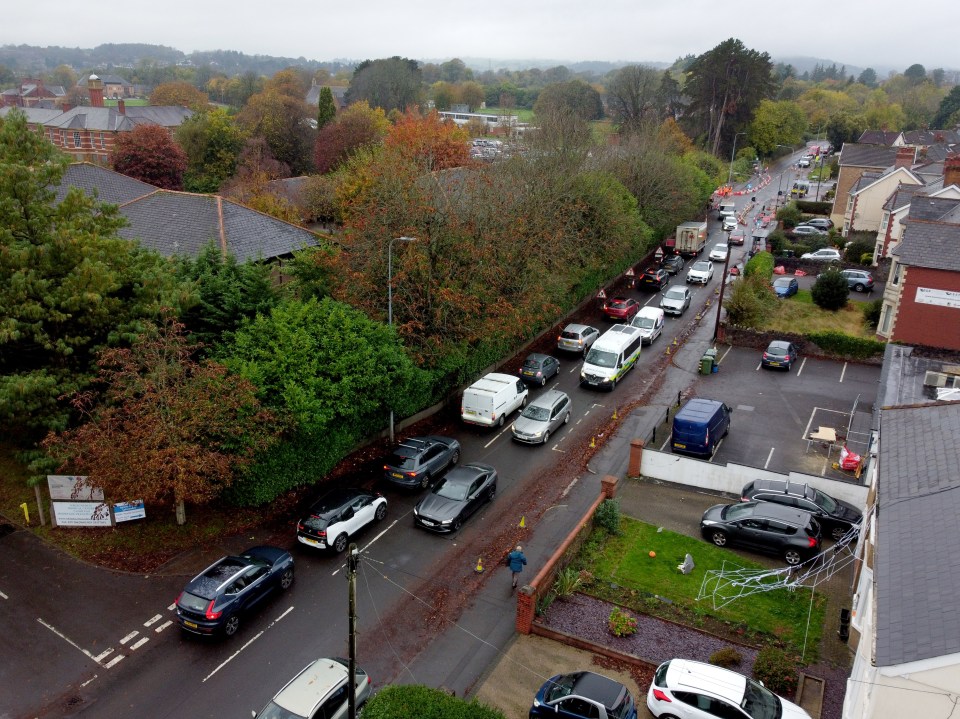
(507, 545), (527, 589)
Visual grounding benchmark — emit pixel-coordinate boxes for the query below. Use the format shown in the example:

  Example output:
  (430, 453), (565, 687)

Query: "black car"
(413, 463), (497, 533)
(741, 479), (862, 541)
(176, 545), (294, 638)
(530, 670), (638, 719)
(660, 254), (684, 275)
(296, 487), (388, 553)
(383, 436), (460, 489)
(639, 267), (669, 291)
(519, 353), (561, 386)
(700, 501), (821, 566)
(761, 340), (798, 370)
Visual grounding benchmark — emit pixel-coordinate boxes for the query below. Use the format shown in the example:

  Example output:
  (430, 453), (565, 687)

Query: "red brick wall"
(892, 266), (960, 350)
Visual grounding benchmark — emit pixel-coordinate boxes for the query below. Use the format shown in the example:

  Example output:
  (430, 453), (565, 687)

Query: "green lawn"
(761, 291), (875, 338)
(105, 98), (148, 107)
(574, 517), (825, 658)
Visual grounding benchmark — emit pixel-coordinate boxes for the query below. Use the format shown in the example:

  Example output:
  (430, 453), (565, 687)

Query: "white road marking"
(332, 522), (397, 576)
(561, 476), (579, 497)
(764, 447), (775, 469)
(143, 614), (162, 627)
(483, 423), (513, 449)
(839, 361), (847, 383)
(80, 675), (98, 688)
(568, 365), (578, 374)
(202, 607), (293, 683)
(756, 362), (762, 371)
(119, 631), (139, 644)
(93, 648), (114, 662)
(155, 620), (173, 633)
(718, 346), (733, 363)
(37, 618), (97, 661)
(167, 603), (176, 611)
(130, 637), (149, 651)
(104, 655), (125, 669)
(797, 357), (807, 376)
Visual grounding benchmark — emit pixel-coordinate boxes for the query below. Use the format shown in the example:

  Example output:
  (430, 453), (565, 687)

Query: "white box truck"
(675, 220), (708, 258)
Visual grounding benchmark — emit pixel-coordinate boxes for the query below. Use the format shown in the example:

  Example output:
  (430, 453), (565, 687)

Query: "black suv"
(175, 545), (294, 638)
(700, 501), (822, 566)
(383, 436), (461, 489)
(741, 478), (862, 541)
(639, 267), (669, 291)
(660, 254), (684, 275)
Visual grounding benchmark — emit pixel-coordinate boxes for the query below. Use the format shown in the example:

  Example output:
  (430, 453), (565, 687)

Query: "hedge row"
(806, 331), (886, 360)
(362, 685), (506, 719)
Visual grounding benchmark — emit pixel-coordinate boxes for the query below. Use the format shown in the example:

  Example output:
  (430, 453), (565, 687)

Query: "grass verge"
(761, 293), (872, 338)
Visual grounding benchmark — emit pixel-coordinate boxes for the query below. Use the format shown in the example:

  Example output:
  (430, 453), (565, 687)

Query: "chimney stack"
(117, 99), (125, 115)
(944, 154), (960, 189)
(87, 74), (104, 107)
(894, 146), (915, 168)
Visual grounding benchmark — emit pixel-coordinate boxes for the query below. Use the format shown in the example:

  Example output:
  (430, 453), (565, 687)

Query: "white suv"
(254, 657), (373, 719)
(686, 261), (714, 285)
(647, 658), (811, 719)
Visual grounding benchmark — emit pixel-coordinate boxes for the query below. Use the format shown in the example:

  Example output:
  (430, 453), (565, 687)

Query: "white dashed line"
(80, 675), (98, 688)
(0, 589), (8, 599)
(143, 614), (162, 627)
(203, 631), (263, 682)
(839, 361), (847, 382)
(120, 631), (139, 645)
(130, 637), (149, 651)
(155, 620), (173, 633)
(93, 648), (114, 662)
(167, 603), (176, 611)
(764, 447), (775, 469)
(104, 655), (125, 669)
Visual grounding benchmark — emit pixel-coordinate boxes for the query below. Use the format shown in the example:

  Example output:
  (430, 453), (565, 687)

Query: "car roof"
(636, 306), (664, 318)
(664, 659), (746, 706)
(525, 353), (552, 363)
(308, 487), (367, 515)
(445, 463), (494, 483)
(747, 478), (816, 501)
(767, 340), (792, 350)
(188, 556), (250, 598)
(773, 277), (794, 284)
(273, 658), (349, 715)
(736, 500), (813, 525)
(563, 323), (594, 334)
(528, 389), (569, 409)
(558, 671), (626, 709)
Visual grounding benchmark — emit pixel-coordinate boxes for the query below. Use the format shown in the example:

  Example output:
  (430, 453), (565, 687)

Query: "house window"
(73, 131), (81, 148)
(100, 132), (106, 148)
(879, 304), (892, 334)
(890, 262), (901, 286)
(879, 213), (889, 232)
(845, 196), (853, 214)
(60, 129), (66, 145)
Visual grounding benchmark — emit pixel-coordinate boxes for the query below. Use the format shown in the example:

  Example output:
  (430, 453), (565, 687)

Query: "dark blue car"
(176, 545), (294, 638)
(772, 276), (799, 298)
(530, 670), (638, 719)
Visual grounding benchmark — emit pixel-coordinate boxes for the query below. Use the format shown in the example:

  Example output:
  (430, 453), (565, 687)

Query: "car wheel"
(333, 533), (349, 554)
(488, 484), (496, 502)
(854, 283), (865, 292)
(563, 412), (570, 425)
(223, 615), (240, 637)
(420, 473), (432, 490)
(520, 395), (527, 408)
(280, 567), (294, 590)
(710, 530), (728, 547)
(831, 526), (846, 541)
(452, 518), (462, 532)
(542, 430), (550, 444)
(539, 375), (546, 387)
(784, 549), (803, 566)
(497, 415), (505, 428)
(450, 448), (460, 466)
(375, 503), (387, 522)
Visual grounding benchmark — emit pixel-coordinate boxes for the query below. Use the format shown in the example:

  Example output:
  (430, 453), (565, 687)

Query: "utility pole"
(347, 543), (359, 719)
(713, 232), (733, 342)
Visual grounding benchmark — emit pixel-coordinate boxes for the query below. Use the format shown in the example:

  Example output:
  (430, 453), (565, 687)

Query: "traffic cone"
(590, 436), (596, 449)
(519, 516), (526, 528)
(666, 346), (671, 355)
(672, 338), (678, 346)
(475, 557), (484, 573)
(613, 407), (619, 419)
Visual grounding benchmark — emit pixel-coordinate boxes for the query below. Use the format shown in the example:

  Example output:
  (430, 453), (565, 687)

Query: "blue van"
(671, 398), (732, 457)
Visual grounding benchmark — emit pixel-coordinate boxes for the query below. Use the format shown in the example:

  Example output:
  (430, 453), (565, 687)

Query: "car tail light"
(491, 413), (497, 422)
(205, 600), (222, 620)
(405, 471), (416, 477)
(808, 536), (818, 548)
(741, 496), (750, 502)
(652, 689), (671, 702)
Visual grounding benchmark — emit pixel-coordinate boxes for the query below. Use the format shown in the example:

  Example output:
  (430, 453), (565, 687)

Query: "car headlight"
(530, 430), (543, 437)
(533, 698), (542, 708)
(413, 507), (419, 516)
(701, 519), (716, 526)
(439, 518), (452, 525)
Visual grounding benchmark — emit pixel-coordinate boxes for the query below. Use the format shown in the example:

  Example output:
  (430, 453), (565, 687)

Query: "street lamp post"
(773, 144), (793, 210)
(727, 132), (747, 186)
(388, 236), (416, 443)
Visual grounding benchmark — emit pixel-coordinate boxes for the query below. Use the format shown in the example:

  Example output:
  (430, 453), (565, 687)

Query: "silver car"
(557, 324), (599, 355)
(512, 390), (571, 445)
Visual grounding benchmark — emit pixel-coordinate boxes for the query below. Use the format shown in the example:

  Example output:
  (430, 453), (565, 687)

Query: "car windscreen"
(766, 346), (788, 357)
(522, 359), (542, 369)
(664, 289), (686, 301)
(693, 262), (711, 271)
(560, 331), (581, 340)
(543, 674), (577, 702)
(634, 317), (655, 329)
(721, 503), (757, 520)
(521, 405), (551, 421)
(773, 278), (792, 287)
(585, 349), (617, 368)
(255, 700), (305, 719)
(434, 479), (469, 501)
(740, 677), (781, 719)
(301, 514), (330, 531)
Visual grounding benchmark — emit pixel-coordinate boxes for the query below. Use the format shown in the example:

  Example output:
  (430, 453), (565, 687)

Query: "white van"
(461, 373), (528, 427)
(630, 306), (664, 345)
(580, 324), (643, 390)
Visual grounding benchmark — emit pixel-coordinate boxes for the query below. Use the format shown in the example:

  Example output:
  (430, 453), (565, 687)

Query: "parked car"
(660, 286), (692, 316)
(512, 389), (571, 445)
(630, 306), (665, 344)
(709, 243), (729, 262)
(760, 340), (798, 370)
(639, 266), (669, 291)
(801, 247), (841, 261)
(792, 224), (827, 237)
(700, 501), (822, 566)
(176, 546), (294, 637)
(741, 478), (863, 541)
(383, 436), (460, 489)
(686, 260), (714, 285)
(804, 217), (834, 231)
(413, 463), (497, 533)
(519, 353), (560, 386)
(721, 215), (738, 232)
(531, 670), (638, 719)
(728, 229), (745, 246)
(558, 324), (600, 356)
(660, 253), (684, 275)
(647, 658), (811, 719)
(253, 657), (373, 719)
(602, 296), (640, 321)
(772, 276), (799, 298)
(296, 488), (388, 553)
(818, 268), (874, 292)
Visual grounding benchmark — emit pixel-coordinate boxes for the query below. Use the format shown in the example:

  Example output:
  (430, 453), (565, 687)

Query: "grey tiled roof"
(44, 105), (193, 131)
(882, 183), (924, 211)
(839, 143), (902, 169)
(901, 129), (960, 146)
(0, 106), (64, 124)
(123, 106), (193, 127)
(876, 402), (960, 666)
(55, 163), (157, 205)
(858, 130), (901, 145)
(904, 196), (960, 222)
(894, 209), (960, 271)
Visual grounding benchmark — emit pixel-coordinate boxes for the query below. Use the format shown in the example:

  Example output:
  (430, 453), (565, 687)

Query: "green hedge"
(744, 251), (774, 279)
(362, 685), (506, 719)
(807, 331), (885, 359)
(796, 200), (832, 215)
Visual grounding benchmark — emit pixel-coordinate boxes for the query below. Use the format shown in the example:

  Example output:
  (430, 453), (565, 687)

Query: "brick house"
(830, 144), (902, 229)
(0, 78), (67, 108)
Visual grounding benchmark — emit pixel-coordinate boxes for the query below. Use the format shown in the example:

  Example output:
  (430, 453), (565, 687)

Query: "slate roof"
(893, 202), (960, 272)
(305, 84), (347, 108)
(876, 402), (960, 666)
(44, 105), (192, 132)
(858, 130), (901, 145)
(839, 143), (902, 169)
(901, 129), (960, 146)
(55, 163), (157, 205)
(875, 344), (960, 409)
(0, 106), (64, 124)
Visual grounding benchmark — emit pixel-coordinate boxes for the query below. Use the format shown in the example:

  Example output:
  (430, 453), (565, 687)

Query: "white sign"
(113, 500), (146, 523)
(52, 501), (112, 527)
(47, 475), (104, 501)
(915, 287), (960, 309)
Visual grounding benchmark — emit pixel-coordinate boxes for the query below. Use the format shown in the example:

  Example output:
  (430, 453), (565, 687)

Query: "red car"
(602, 297), (640, 321)
(729, 229), (745, 246)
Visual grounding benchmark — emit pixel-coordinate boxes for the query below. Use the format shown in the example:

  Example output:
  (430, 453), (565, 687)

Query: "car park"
(639, 266), (669, 291)
(531, 670), (638, 719)
(660, 253), (684, 275)
(512, 389), (571, 444)
(519, 353), (560, 386)
(175, 546), (294, 637)
(461, 373), (528, 427)
(558, 324), (600, 356)
(772, 276), (799, 298)
(700, 500), (822, 566)
(630, 306), (665, 344)
(413, 463), (497, 532)
(660, 286), (692, 316)
(741, 478), (863, 541)
(800, 247), (841, 261)
(804, 217), (834, 231)
(686, 260), (714, 285)
(818, 268), (874, 292)
(253, 657), (373, 719)
(728, 229), (745, 246)
(647, 658), (811, 719)
(383, 436), (460, 488)
(296, 488), (388, 553)
(760, 340), (798, 370)
(792, 224), (827, 237)
(709, 243), (729, 262)
(602, 296), (640, 321)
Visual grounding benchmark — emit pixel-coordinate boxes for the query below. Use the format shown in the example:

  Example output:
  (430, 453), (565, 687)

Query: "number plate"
(298, 535), (322, 547)
(769, 361), (780, 366)
(674, 443), (686, 449)
(184, 620), (198, 629)
(391, 472), (403, 479)
(523, 370), (534, 376)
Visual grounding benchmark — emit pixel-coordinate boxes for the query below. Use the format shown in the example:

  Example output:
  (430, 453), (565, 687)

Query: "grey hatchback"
(512, 390), (572, 445)
(558, 324), (600, 355)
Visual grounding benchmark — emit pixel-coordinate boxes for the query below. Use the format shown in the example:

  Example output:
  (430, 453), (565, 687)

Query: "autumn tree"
(431, 81), (457, 111)
(111, 124), (189, 189)
(219, 137), (300, 222)
(264, 68), (308, 99)
(237, 89), (316, 175)
(176, 108), (247, 192)
(345, 56), (424, 113)
(313, 100), (390, 174)
(43, 314), (282, 524)
(606, 65), (663, 133)
(533, 80), (603, 122)
(317, 86), (337, 129)
(460, 81), (486, 111)
(385, 109), (470, 172)
(150, 81), (210, 110)
(749, 100), (808, 155)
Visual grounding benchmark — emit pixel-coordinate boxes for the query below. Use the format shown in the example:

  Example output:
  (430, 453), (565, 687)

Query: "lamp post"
(388, 236), (416, 443)
(774, 144), (792, 210)
(727, 132), (747, 186)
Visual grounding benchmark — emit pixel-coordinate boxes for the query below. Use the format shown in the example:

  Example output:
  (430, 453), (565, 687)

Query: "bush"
(776, 203), (802, 228)
(766, 230), (786, 256)
(808, 331), (885, 359)
(362, 684), (506, 719)
(811, 271), (849, 311)
(724, 274), (777, 327)
(608, 606), (638, 637)
(862, 298), (883, 330)
(709, 647), (743, 668)
(752, 646), (799, 697)
(553, 566), (583, 599)
(594, 499), (621, 535)
(844, 239), (874, 264)
(744, 251), (774, 280)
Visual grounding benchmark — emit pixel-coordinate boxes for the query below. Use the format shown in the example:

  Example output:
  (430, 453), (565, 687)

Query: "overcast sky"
(5, 0), (957, 74)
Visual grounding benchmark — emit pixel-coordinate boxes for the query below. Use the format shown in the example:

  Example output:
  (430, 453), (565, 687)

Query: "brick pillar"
(516, 586), (535, 634)
(601, 474), (619, 499)
(628, 439), (644, 477)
